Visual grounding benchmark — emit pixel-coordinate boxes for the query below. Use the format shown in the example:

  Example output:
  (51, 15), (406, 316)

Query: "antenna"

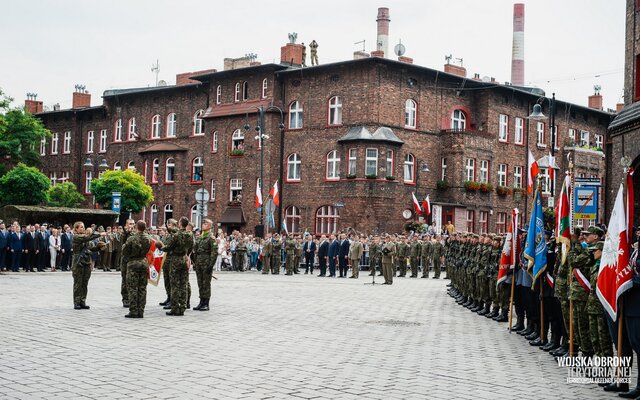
(455, 57), (464, 67)
(354, 40), (366, 52)
(245, 53), (258, 62)
(151, 59), (160, 87)
(593, 84), (602, 95)
(445, 54), (453, 64)
(394, 39), (406, 57)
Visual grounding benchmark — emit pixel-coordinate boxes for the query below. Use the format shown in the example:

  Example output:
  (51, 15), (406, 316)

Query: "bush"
(346, 174), (356, 179)
(385, 175), (396, 181)
(436, 180), (448, 190)
(47, 181), (84, 208)
(479, 183), (493, 192)
(495, 186), (512, 197)
(0, 163), (50, 206)
(230, 149), (245, 156)
(464, 181), (479, 191)
(365, 174), (377, 179)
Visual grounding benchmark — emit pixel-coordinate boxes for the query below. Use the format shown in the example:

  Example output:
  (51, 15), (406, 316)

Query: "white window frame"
(466, 210), (475, 233)
(40, 138), (46, 156)
(386, 150), (393, 177)
(127, 118), (137, 141)
(63, 131), (71, 154)
(163, 204), (173, 224)
(113, 161), (121, 171)
(580, 130), (590, 147)
(514, 117), (524, 145)
(151, 159), (159, 183)
(50, 172), (57, 187)
(404, 154), (415, 183)
(192, 157), (203, 182)
(289, 101), (303, 129)
(242, 81), (248, 101)
(261, 79), (268, 99)
(316, 205), (339, 235)
(540, 167), (551, 194)
(285, 206), (301, 234)
(497, 164), (507, 187)
(114, 119), (122, 142)
(61, 171), (69, 182)
(150, 204), (158, 228)
(595, 134), (603, 149)
(326, 150), (340, 180)
(365, 148), (378, 176)
(127, 161), (135, 170)
(99, 129), (107, 153)
(166, 113), (177, 138)
(231, 129), (244, 151)
(84, 171), (92, 194)
(348, 149), (357, 176)
(230, 178), (243, 202)
(51, 132), (59, 155)
(441, 157), (447, 181)
(210, 179), (216, 202)
(479, 160), (489, 184)
(151, 114), (161, 139)
(234, 83), (240, 102)
(328, 96), (342, 126)
(478, 211), (489, 234)
(190, 205), (202, 229)
(496, 212), (507, 234)
(86, 131), (94, 154)
(193, 110), (204, 136)
(498, 114), (508, 142)
(212, 131), (218, 153)
(569, 128), (576, 144)
(465, 158), (475, 181)
(405, 99), (417, 129)
(536, 122), (546, 147)
(513, 166), (523, 189)
(216, 85), (222, 104)
(287, 153), (301, 181)
(451, 109), (466, 131)
(165, 158), (175, 183)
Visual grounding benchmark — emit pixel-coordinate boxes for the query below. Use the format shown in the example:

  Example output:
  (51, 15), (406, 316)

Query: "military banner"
(497, 208), (518, 286)
(524, 189), (547, 286)
(147, 240), (166, 286)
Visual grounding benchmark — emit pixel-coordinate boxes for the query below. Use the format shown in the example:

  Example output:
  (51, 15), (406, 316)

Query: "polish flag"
(411, 192), (422, 215)
(255, 179), (263, 208)
(527, 150), (539, 194)
(548, 152), (558, 182)
(422, 195), (431, 216)
(270, 180), (279, 207)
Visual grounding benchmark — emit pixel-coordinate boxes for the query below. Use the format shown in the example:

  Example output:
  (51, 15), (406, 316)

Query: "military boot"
(193, 298), (204, 311)
(486, 307), (499, 319)
(159, 297), (170, 306)
(163, 301), (172, 310)
(511, 313), (525, 332)
(200, 298), (210, 311)
(477, 303), (491, 316)
(495, 311), (509, 322)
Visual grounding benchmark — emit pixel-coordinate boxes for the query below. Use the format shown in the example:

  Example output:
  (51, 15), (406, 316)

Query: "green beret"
(588, 241), (604, 251)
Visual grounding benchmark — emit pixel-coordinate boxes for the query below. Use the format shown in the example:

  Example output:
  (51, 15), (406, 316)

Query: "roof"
(337, 126), (404, 144)
(190, 63), (291, 82)
(138, 142), (189, 154)
(609, 101), (640, 132)
(220, 207), (246, 224)
(103, 83), (200, 98)
(201, 98), (274, 119)
(2, 205), (118, 215)
(35, 105), (106, 116)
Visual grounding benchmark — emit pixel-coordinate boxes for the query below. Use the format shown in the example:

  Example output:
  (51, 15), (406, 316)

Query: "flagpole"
(569, 297), (574, 356)
(617, 163), (631, 383)
(508, 270), (516, 333)
(539, 276), (545, 342)
(508, 210), (517, 333)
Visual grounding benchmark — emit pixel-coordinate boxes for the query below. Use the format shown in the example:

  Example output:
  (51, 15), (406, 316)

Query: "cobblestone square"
(0, 271), (623, 399)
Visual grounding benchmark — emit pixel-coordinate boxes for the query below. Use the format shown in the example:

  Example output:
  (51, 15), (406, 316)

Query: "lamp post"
(528, 93), (557, 197)
(414, 160), (430, 222)
(83, 156), (109, 209)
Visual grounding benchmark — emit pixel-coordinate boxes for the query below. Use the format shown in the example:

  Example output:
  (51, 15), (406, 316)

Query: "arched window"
(128, 118), (137, 140)
(326, 150), (340, 180)
(216, 85), (222, 104)
(127, 161), (135, 170)
(192, 157), (204, 182)
(164, 204), (173, 223)
(261, 78), (268, 99)
(190, 204), (202, 228)
(405, 99), (417, 128)
(328, 96), (342, 125)
(152, 158), (159, 183)
(150, 204), (158, 228)
(285, 206), (301, 234)
(242, 81), (248, 101)
(289, 101), (303, 129)
(114, 119), (122, 142)
(212, 131), (218, 152)
(287, 153), (301, 181)
(113, 161), (121, 171)
(404, 154), (415, 183)
(165, 158), (175, 183)
(231, 129), (244, 152)
(234, 83), (240, 102)
(193, 110), (204, 136)
(166, 113), (177, 137)
(315, 205), (339, 235)
(451, 109), (466, 131)
(151, 114), (161, 139)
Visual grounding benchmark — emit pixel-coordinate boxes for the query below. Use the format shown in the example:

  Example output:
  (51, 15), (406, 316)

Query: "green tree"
(0, 163), (50, 206)
(47, 181), (85, 208)
(90, 169), (153, 213)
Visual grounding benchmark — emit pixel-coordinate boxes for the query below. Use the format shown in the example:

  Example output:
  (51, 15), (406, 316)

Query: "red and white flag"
(548, 152), (558, 182)
(596, 184), (632, 321)
(497, 208), (518, 286)
(627, 168), (635, 245)
(270, 180), (280, 207)
(574, 268), (592, 294)
(255, 179), (263, 208)
(422, 195), (431, 216)
(555, 173), (572, 265)
(147, 241), (166, 286)
(411, 192), (422, 215)
(527, 150), (539, 194)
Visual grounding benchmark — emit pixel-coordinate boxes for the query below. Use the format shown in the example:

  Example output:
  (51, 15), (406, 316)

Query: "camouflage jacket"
(162, 229), (194, 257)
(568, 242), (592, 301)
(72, 233), (101, 268)
(122, 232), (152, 268)
(192, 231), (218, 267)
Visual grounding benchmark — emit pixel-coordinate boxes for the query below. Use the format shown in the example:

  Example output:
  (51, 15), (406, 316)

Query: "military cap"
(473, 234), (479, 239)
(588, 241), (604, 251)
(586, 226), (604, 236)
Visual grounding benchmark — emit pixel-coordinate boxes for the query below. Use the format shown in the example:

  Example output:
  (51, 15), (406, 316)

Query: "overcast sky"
(1, 0), (625, 111)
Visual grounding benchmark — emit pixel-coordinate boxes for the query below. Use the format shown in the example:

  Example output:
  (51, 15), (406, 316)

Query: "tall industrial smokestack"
(511, 3), (525, 86)
(376, 7), (390, 58)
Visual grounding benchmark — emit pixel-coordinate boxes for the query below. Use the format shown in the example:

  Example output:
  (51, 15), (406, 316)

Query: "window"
(84, 171), (92, 194)
(404, 154), (415, 183)
(479, 160), (489, 183)
(496, 212), (507, 234)
(465, 158), (475, 181)
(210, 179), (216, 202)
(234, 83), (240, 102)
(466, 210), (475, 233)
(164, 204), (173, 224)
(441, 157), (448, 181)
(405, 99), (417, 128)
(230, 178), (242, 201)
(190, 205), (202, 229)
(151, 159), (159, 183)
(497, 164), (507, 187)
(86, 131), (94, 154)
(231, 129), (244, 151)
(242, 82), (248, 101)
(166, 113), (177, 137)
(328, 96), (342, 125)
(580, 130), (589, 147)
(128, 118), (137, 140)
(479, 211), (489, 234)
(51, 132), (59, 155)
(261, 78), (268, 99)
(536, 122), (546, 146)
(127, 161), (135, 170)
(498, 114), (508, 142)
(212, 131), (218, 152)
(285, 206), (301, 234)
(151, 114), (161, 139)
(49, 172), (57, 187)
(63, 131), (71, 154)
(348, 149), (357, 176)
(99, 130), (107, 152)
(192, 110), (204, 136)
(386, 150), (393, 177)
(143, 160), (148, 183)
(191, 157), (203, 182)
(113, 161), (121, 171)
(365, 148), (378, 176)
(513, 166), (523, 189)
(287, 153), (301, 181)
(595, 134), (603, 149)
(61, 171), (69, 182)
(165, 158), (175, 183)
(150, 204), (158, 228)
(316, 205), (339, 235)
(451, 109), (466, 131)
(322, 150), (339, 180)
(216, 85), (222, 104)
(289, 101), (303, 129)
(114, 119), (122, 142)
(569, 128), (576, 143)
(514, 117), (524, 145)
(540, 167), (551, 194)
(40, 138), (46, 156)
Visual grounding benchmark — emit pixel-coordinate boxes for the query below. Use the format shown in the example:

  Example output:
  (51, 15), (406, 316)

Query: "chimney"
(398, 56), (413, 64)
(444, 63), (467, 78)
(616, 103), (624, 113)
(353, 51), (370, 60)
(176, 69), (217, 86)
(24, 93), (43, 114)
(371, 50), (385, 58)
(280, 43), (303, 65)
(511, 3), (525, 86)
(376, 7), (390, 58)
(588, 94), (603, 110)
(72, 85), (91, 109)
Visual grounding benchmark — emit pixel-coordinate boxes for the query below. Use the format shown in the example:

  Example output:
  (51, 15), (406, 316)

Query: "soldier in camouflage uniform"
(122, 220), (154, 318)
(405, 236), (420, 278)
(120, 219), (135, 308)
(71, 222), (104, 309)
(192, 219), (218, 312)
(464, 235), (480, 309)
(550, 229), (577, 357)
(294, 235), (303, 274)
(432, 235), (444, 279)
(261, 234), (272, 274)
(236, 238), (247, 272)
(420, 235), (432, 278)
(486, 235), (502, 319)
(160, 218), (194, 316)
(348, 235), (364, 278)
(474, 234), (491, 313)
(587, 241), (613, 357)
(395, 236), (407, 277)
(271, 234), (282, 274)
(285, 234), (296, 275)
(368, 236), (380, 276)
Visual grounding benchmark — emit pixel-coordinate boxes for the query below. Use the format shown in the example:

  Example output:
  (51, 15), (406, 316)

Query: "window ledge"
(537, 143), (547, 149)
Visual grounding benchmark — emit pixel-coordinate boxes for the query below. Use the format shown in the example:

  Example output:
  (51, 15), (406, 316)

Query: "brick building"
(34, 42), (613, 235)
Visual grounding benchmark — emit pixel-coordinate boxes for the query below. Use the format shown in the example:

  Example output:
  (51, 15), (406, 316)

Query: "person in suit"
(303, 234), (316, 274)
(0, 222), (8, 272)
(338, 233), (350, 278)
(327, 234), (339, 278)
(9, 223), (24, 272)
(36, 224), (49, 272)
(317, 235), (328, 277)
(60, 224), (73, 271)
(22, 225), (36, 272)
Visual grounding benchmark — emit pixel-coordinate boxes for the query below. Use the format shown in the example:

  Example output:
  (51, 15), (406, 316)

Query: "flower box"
(464, 180), (480, 191)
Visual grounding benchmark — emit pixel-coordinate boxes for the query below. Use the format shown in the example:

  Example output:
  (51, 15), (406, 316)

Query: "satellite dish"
(394, 41), (406, 57)
(158, 80), (167, 87)
(481, 76), (491, 82)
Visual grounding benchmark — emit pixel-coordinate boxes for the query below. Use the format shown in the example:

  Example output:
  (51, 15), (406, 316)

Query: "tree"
(0, 163), (50, 206)
(47, 181), (85, 208)
(90, 169), (153, 213)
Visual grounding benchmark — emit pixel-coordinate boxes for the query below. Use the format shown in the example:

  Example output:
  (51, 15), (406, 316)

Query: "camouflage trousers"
(162, 262), (171, 299)
(170, 262), (189, 314)
(195, 263), (213, 300)
(120, 257), (129, 302)
(286, 253), (295, 274)
(397, 257), (407, 277)
(271, 255), (281, 274)
(433, 259), (441, 278)
(261, 255), (271, 274)
(476, 273), (487, 303)
(497, 282), (510, 310)
(489, 275), (497, 307)
(72, 264), (91, 305)
(420, 257), (429, 277)
(127, 260), (148, 316)
(573, 300), (593, 354)
(589, 311), (613, 357)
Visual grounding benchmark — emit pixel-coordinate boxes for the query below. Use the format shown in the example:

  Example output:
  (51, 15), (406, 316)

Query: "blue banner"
(111, 192), (122, 214)
(524, 189), (547, 284)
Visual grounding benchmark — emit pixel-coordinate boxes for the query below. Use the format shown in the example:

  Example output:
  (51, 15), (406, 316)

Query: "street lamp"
(83, 155), (109, 209)
(528, 93), (557, 196)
